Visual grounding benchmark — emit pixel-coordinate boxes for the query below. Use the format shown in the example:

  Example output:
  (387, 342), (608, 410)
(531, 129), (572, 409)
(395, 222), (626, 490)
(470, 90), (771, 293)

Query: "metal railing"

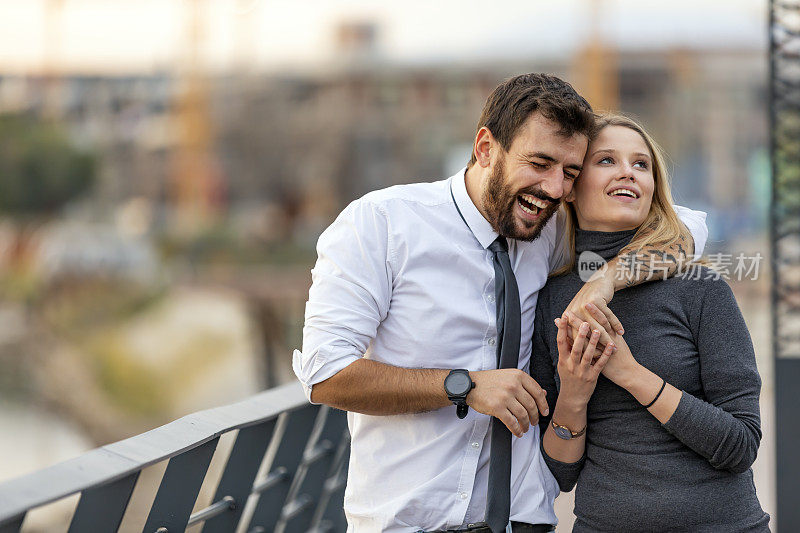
(0, 382), (350, 533)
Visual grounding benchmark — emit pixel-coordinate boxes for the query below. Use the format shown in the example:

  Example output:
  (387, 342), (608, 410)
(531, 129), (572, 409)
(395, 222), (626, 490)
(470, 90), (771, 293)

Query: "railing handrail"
(0, 381), (308, 524)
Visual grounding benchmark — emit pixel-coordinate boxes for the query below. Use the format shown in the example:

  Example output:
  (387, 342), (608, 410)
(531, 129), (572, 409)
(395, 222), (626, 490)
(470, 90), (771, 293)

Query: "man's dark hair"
(467, 73), (595, 167)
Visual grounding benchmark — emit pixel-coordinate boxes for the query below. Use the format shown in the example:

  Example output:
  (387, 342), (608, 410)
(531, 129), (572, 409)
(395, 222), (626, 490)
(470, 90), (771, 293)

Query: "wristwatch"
(444, 369), (475, 419)
(551, 419), (586, 440)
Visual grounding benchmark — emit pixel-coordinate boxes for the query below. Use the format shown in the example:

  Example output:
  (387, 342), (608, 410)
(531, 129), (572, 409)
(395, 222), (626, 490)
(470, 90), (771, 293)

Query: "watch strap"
(551, 418), (586, 439)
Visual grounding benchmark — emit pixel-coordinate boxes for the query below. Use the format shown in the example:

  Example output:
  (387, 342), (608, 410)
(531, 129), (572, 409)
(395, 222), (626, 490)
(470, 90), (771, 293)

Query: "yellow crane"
(43, 0), (65, 119)
(571, 0), (619, 113)
(171, 0), (224, 235)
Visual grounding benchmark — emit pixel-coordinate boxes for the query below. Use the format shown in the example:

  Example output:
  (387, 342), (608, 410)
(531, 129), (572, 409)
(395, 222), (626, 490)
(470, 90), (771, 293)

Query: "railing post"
(0, 514), (24, 533)
(143, 437), (219, 532)
(280, 407), (348, 533)
(246, 404), (318, 532)
(312, 431), (350, 533)
(202, 420), (277, 533)
(67, 472), (139, 533)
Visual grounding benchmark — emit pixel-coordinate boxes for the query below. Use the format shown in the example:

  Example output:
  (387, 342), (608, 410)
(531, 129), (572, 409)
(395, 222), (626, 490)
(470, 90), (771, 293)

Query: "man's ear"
(473, 126), (495, 168)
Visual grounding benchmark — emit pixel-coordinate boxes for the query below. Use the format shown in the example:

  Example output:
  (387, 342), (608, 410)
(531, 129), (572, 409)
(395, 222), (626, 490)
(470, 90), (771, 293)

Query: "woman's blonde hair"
(552, 113), (696, 277)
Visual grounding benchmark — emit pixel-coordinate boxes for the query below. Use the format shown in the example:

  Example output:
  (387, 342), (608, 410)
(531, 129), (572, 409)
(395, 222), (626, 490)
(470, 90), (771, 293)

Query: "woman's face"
(567, 125), (655, 232)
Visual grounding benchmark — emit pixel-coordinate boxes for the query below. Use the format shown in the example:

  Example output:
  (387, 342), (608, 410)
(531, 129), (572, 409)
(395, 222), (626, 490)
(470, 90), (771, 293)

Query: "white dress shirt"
(292, 168), (708, 532)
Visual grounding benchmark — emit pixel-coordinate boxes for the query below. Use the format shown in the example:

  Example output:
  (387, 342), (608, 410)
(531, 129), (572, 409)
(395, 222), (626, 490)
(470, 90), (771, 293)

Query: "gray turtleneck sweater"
(530, 228), (770, 533)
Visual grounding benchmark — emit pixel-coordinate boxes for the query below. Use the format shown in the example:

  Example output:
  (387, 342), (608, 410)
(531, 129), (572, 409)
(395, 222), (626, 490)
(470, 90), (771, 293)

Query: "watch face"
(554, 426), (572, 440)
(445, 372), (471, 396)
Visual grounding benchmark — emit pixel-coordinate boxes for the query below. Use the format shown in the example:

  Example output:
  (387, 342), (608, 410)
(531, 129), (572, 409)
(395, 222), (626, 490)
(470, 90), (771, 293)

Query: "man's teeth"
(519, 193), (549, 210)
(609, 189), (638, 198)
(519, 200), (538, 216)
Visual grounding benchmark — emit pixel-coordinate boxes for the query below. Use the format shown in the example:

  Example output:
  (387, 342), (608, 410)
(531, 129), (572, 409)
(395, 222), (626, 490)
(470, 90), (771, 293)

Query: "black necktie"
(486, 236), (521, 533)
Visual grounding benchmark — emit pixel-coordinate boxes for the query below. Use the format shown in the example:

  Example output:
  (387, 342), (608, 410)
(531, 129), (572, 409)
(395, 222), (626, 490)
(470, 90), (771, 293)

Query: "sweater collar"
(574, 227), (638, 262)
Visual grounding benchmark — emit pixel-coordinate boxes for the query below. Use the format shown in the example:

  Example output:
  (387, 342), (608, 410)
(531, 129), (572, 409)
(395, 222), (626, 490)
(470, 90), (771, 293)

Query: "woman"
(529, 114), (770, 532)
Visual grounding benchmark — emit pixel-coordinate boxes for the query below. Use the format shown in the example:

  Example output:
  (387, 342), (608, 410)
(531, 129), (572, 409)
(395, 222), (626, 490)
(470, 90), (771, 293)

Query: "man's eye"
(531, 162), (547, 169)
(564, 172), (576, 180)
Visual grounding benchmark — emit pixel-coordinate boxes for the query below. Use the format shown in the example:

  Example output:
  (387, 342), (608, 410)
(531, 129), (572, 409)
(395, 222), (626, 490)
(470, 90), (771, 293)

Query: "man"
(292, 73), (707, 532)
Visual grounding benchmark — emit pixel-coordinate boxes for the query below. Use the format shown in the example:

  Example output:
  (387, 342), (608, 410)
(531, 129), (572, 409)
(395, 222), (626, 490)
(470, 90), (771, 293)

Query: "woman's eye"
(634, 161), (649, 169)
(598, 157), (613, 164)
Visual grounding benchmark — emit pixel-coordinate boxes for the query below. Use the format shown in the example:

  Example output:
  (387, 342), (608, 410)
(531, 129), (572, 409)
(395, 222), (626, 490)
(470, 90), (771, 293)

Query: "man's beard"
(482, 158), (560, 242)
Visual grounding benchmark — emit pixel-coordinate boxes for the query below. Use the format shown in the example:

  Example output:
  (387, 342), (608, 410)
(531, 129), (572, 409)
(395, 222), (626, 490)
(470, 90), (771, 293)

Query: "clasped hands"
(467, 276), (626, 438)
(557, 278), (643, 407)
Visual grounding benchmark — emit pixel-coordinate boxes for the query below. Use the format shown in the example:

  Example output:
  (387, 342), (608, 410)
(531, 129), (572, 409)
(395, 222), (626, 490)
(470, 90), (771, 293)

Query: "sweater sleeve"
(530, 295), (585, 491)
(661, 276), (763, 474)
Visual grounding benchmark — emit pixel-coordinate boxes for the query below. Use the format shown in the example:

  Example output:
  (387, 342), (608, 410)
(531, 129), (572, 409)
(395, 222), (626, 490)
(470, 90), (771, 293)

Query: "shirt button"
(460, 492), (468, 500)
(471, 442), (480, 448)
(487, 294), (495, 302)
(487, 337), (496, 346)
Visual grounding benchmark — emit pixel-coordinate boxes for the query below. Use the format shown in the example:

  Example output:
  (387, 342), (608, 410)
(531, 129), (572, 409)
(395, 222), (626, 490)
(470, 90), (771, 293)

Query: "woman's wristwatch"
(551, 419), (586, 440)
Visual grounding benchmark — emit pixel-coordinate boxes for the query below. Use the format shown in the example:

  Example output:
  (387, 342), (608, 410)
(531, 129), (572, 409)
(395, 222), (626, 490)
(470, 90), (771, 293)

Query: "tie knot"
(489, 236), (508, 254)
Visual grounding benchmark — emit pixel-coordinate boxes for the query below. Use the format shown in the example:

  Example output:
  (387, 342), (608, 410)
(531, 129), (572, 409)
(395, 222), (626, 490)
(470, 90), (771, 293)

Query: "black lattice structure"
(770, 1), (800, 531)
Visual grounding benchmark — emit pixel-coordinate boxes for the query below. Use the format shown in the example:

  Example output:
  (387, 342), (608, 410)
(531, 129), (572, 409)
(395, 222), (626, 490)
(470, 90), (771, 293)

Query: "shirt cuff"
(292, 348), (360, 403)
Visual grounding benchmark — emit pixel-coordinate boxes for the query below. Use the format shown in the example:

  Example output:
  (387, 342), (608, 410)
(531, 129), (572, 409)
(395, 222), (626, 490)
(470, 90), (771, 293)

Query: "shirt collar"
(450, 167), (499, 250)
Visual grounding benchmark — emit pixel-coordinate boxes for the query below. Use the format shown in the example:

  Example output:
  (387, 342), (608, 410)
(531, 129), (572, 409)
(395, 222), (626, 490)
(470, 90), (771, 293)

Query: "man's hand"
(564, 274), (623, 352)
(467, 369), (549, 438)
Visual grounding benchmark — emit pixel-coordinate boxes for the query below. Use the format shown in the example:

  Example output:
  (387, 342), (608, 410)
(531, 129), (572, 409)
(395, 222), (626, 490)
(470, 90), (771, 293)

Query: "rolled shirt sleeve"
(292, 197), (393, 402)
(673, 204), (708, 256)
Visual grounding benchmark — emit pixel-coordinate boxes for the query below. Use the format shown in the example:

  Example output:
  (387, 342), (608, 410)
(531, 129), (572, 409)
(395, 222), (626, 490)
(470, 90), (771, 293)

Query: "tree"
(0, 114), (96, 216)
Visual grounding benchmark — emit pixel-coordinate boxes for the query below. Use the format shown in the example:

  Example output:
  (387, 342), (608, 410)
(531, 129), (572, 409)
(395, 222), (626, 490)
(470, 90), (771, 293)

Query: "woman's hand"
(555, 312), (615, 408)
(561, 312), (644, 392)
(597, 333), (642, 389)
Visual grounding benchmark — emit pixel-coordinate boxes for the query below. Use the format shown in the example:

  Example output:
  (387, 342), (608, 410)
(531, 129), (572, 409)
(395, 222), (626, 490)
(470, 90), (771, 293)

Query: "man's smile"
(517, 193), (551, 219)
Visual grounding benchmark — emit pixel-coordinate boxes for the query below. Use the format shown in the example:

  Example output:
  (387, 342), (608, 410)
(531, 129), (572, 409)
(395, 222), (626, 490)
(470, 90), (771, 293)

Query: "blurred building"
(0, 42), (766, 245)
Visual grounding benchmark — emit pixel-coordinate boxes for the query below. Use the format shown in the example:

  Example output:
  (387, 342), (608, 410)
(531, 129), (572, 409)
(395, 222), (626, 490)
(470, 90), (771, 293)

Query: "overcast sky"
(0, 0), (767, 74)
